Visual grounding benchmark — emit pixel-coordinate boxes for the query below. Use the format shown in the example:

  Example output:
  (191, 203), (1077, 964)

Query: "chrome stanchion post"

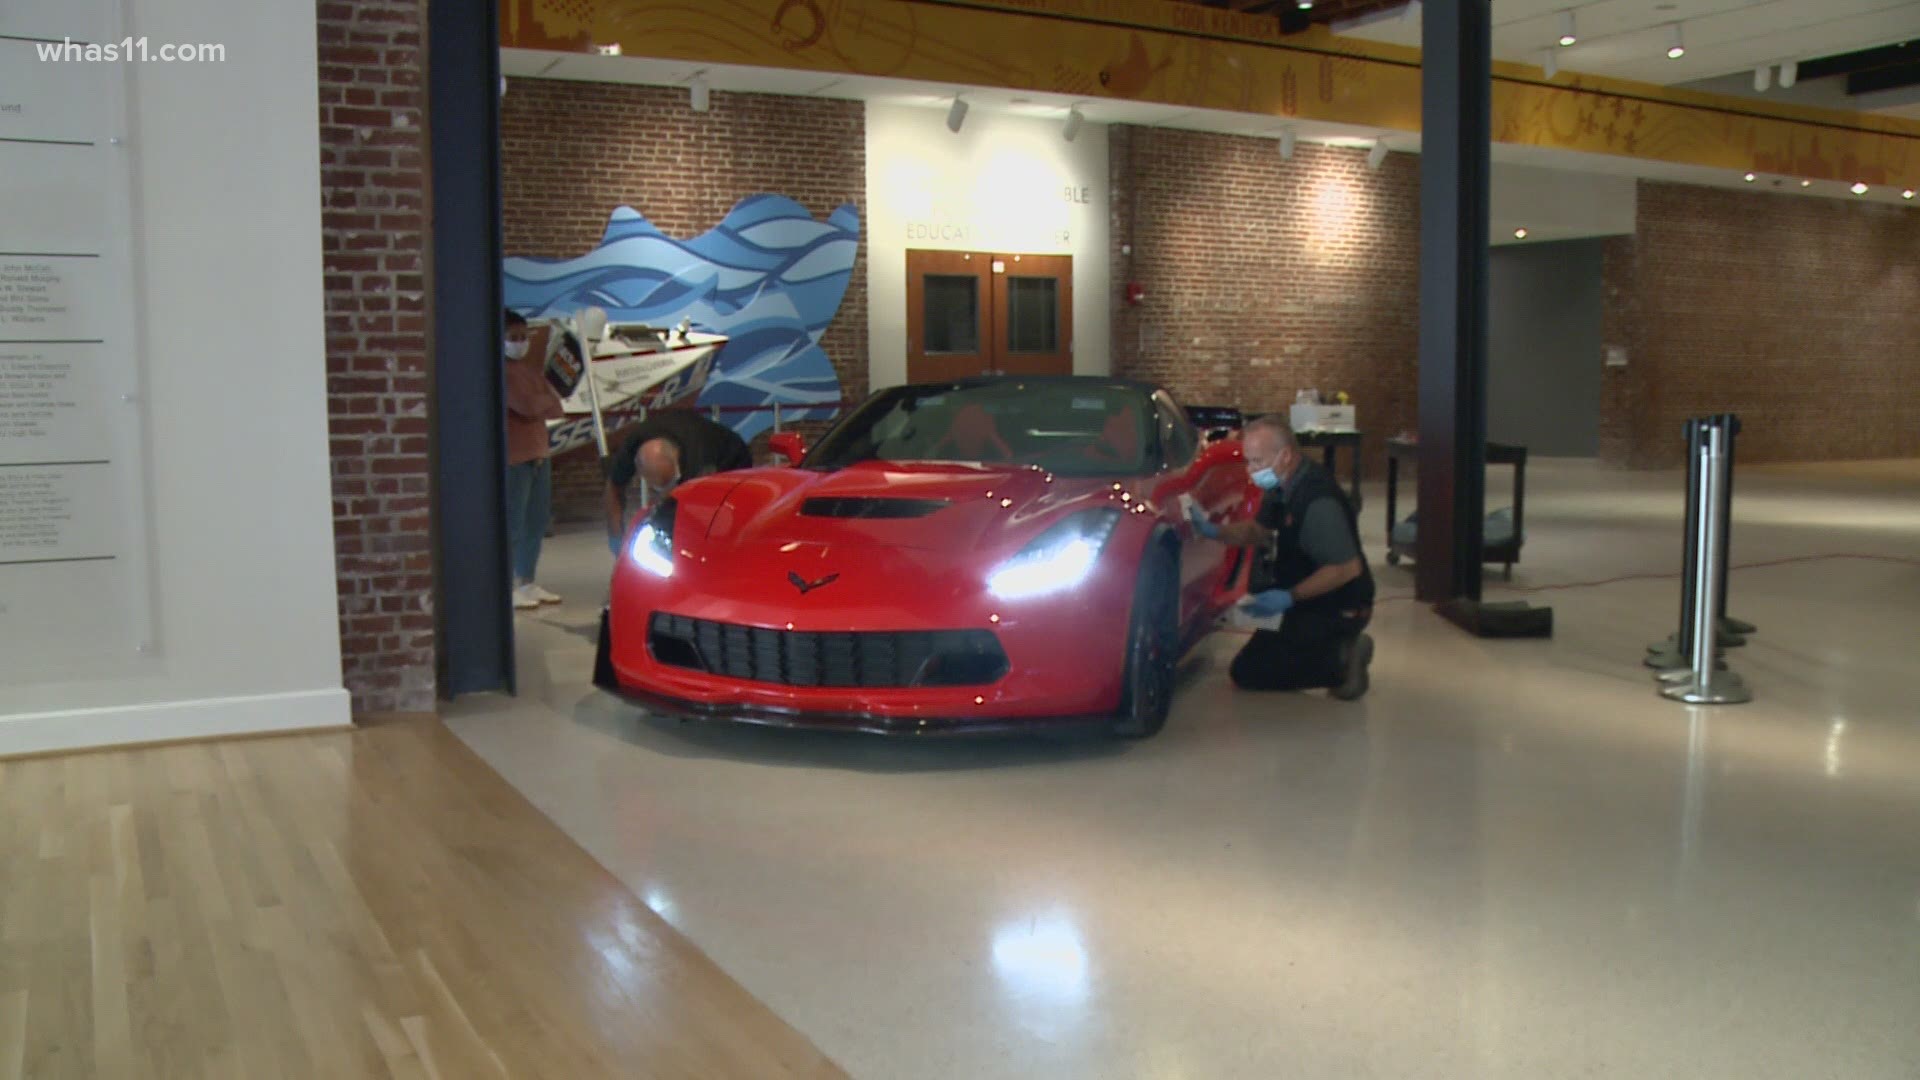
(1663, 421), (1751, 704)
(1716, 413), (1755, 639)
(1648, 418), (1703, 671)
(773, 402), (784, 433)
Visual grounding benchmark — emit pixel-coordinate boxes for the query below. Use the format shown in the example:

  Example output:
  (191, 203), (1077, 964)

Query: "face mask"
(504, 339), (529, 361)
(1250, 446), (1288, 490)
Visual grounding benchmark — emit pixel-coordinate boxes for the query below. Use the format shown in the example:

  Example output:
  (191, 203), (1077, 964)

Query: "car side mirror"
(769, 432), (806, 466)
(1196, 437), (1243, 468)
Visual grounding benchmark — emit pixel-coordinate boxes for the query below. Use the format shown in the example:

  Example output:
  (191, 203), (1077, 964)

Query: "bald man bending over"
(604, 410), (752, 553)
(1190, 415), (1376, 700)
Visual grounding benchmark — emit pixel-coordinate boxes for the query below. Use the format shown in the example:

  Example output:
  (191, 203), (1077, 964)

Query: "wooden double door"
(906, 250), (1073, 382)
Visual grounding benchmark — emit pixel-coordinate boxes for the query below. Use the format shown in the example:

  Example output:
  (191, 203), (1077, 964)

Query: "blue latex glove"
(1239, 589), (1294, 618)
(1187, 502), (1222, 541)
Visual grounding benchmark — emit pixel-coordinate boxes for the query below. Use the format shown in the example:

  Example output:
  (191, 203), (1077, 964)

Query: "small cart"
(1383, 437), (1528, 580)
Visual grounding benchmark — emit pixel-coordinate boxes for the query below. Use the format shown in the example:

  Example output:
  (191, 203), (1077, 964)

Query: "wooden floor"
(0, 720), (844, 1080)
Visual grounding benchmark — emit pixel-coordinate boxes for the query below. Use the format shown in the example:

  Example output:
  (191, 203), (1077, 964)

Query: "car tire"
(1112, 548), (1179, 739)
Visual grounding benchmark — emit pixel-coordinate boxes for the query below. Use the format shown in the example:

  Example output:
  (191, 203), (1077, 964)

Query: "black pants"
(1229, 606), (1371, 692)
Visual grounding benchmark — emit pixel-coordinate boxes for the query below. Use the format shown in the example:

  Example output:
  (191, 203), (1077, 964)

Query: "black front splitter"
(592, 609), (1112, 737)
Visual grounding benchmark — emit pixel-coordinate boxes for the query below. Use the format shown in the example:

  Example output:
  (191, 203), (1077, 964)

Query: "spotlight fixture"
(1543, 49), (1559, 79)
(1514, 228), (1529, 239)
(1667, 24), (1685, 60)
(1063, 105), (1085, 143)
(1744, 172), (1756, 182)
(1367, 138), (1389, 171)
(1851, 182), (1869, 195)
(689, 74), (710, 113)
(1754, 65), (1771, 92)
(1297, 0), (1313, 9)
(1905, 189), (1916, 200)
(1558, 11), (1577, 47)
(1780, 60), (1798, 88)
(1800, 179), (1812, 188)
(593, 42), (621, 56)
(1278, 128), (1297, 161)
(946, 95), (969, 133)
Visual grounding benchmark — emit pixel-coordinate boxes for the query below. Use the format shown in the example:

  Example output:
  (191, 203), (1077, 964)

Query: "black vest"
(1255, 460), (1375, 614)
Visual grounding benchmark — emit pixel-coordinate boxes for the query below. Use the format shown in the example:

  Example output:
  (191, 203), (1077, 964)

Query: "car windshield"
(806, 381), (1157, 476)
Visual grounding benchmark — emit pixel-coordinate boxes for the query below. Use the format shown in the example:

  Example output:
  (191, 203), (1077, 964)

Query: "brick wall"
(318, 0), (435, 715)
(1598, 236), (1642, 467)
(500, 78), (867, 520)
(1611, 181), (1920, 469)
(1109, 126), (1421, 471)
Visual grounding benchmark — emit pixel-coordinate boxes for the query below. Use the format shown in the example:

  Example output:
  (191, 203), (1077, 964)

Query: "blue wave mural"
(503, 196), (857, 442)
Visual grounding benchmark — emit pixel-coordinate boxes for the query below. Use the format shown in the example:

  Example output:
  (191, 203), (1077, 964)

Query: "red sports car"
(592, 376), (1253, 737)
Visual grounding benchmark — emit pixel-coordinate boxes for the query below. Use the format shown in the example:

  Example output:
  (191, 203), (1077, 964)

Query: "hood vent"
(800, 497), (949, 520)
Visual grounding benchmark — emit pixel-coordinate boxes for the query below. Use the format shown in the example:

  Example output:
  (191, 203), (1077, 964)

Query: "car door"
(1153, 392), (1249, 618)
(1148, 392), (1217, 620)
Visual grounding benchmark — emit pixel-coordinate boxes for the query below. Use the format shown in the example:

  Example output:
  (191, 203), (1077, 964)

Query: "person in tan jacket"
(503, 309), (566, 610)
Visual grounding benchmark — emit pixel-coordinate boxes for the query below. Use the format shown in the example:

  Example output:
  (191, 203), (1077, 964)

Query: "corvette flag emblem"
(788, 570), (839, 594)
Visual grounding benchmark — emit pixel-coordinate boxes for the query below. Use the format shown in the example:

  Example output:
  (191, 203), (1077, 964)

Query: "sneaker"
(1331, 633), (1373, 701)
(528, 583), (562, 605)
(512, 584), (542, 610)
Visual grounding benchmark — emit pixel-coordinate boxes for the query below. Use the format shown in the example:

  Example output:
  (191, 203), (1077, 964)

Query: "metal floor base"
(1660, 669), (1753, 705)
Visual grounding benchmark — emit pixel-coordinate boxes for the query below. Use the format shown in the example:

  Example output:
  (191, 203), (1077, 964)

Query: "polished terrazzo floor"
(448, 459), (1920, 1080)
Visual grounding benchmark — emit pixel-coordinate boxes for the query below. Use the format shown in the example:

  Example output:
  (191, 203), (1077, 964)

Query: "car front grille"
(648, 613), (1008, 689)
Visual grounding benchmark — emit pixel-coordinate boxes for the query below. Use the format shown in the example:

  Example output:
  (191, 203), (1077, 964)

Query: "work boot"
(1331, 633), (1374, 701)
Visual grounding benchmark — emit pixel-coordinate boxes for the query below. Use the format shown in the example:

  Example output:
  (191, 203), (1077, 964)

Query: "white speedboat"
(532, 309), (725, 457)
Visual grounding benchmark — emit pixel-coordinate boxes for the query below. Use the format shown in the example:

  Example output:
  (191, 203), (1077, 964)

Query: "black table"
(1295, 429), (1364, 512)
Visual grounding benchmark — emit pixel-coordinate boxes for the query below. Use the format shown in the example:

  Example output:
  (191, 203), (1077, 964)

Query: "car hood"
(698, 461), (1130, 555)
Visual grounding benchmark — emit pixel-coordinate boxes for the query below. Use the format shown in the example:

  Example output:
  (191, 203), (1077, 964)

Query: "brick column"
(317, 0), (435, 715)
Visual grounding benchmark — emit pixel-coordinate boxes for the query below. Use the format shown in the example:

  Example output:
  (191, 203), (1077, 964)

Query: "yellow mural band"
(502, 0), (1920, 184)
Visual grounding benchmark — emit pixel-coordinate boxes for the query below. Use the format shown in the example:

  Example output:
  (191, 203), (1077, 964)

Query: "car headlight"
(628, 499), (676, 578)
(988, 509), (1122, 600)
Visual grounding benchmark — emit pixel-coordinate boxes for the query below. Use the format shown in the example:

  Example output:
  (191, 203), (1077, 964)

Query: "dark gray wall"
(1488, 239), (1604, 457)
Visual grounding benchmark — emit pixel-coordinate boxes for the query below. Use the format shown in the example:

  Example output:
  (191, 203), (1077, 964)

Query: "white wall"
(865, 103), (1111, 389)
(1491, 162), (1638, 246)
(0, 0), (348, 753)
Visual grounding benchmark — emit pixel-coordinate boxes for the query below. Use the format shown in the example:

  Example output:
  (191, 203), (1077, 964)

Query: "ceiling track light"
(1558, 11), (1577, 47)
(1366, 137), (1389, 171)
(1904, 189), (1916, 201)
(689, 74), (710, 112)
(1743, 172), (1756, 182)
(946, 95), (969, 134)
(1667, 23), (1685, 60)
(1543, 49), (1559, 79)
(1297, 0), (1313, 9)
(1851, 182), (1869, 195)
(1063, 105), (1085, 143)
(1800, 179), (1813, 188)
(1514, 227), (1529, 239)
(1780, 60), (1798, 88)
(1754, 65), (1771, 92)
(1278, 128), (1297, 161)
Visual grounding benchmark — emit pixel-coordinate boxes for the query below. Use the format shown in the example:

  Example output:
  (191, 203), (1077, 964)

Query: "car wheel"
(1112, 549), (1178, 739)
